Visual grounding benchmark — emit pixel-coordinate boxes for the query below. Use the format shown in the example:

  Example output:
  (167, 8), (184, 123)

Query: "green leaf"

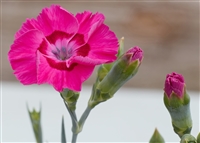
(61, 116), (67, 143)
(27, 104), (43, 143)
(149, 128), (165, 143)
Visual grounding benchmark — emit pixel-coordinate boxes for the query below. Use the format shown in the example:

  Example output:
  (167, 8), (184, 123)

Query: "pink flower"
(8, 5), (119, 92)
(164, 72), (185, 98)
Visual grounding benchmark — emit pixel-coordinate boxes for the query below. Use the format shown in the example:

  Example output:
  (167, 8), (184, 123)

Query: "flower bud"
(149, 128), (165, 143)
(27, 106), (43, 142)
(60, 88), (80, 111)
(163, 72), (192, 138)
(164, 72), (185, 98)
(89, 46), (143, 108)
(180, 134), (197, 143)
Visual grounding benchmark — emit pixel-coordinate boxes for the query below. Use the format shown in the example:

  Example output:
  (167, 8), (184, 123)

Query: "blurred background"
(2, 1), (199, 91)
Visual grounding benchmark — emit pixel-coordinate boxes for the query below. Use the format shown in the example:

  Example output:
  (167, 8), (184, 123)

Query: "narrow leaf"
(61, 116), (67, 143)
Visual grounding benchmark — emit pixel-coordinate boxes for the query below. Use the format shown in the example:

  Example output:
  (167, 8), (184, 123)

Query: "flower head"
(8, 5), (119, 92)
(164, 72), (185, 98)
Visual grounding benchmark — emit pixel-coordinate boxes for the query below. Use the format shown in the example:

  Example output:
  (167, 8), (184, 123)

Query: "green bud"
(149, 128), (165, 143)
(180, 134), (197, 143)
(27, 106), (43, 143)
(89, 47), (143, 108)
(164, 72), (192, 138)
(60, 88), (80, 111)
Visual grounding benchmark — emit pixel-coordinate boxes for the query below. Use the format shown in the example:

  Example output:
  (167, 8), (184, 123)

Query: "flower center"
(51, 39), (72, 61)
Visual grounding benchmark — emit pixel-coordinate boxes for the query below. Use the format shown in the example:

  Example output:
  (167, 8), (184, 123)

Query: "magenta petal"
(37, 52), (95, 92)
(164, 78), (173, 97)
(15, 19), (37, 39)
(69, 56), (108, 66)
(8, 30), (45, 84)
(126, 46), (144, 62)
(76, 11), (105, 42)
(87, 24), (119, 62)
(164, 72), (185, 98)
(15, 5), (78, 39)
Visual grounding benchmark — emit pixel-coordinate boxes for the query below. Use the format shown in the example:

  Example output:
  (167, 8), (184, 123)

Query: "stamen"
(51, 40), (72, 61)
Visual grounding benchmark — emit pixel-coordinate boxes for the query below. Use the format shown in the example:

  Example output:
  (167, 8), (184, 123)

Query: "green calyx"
(180, 134), (197, 143)
(149, 128), (165, 143)
(60, 89), (80, 111)
(164, 88), (190, 109)
(88, 83), (113, 108)
(163, 90), (192, 138)
(96, 63), (113, 83)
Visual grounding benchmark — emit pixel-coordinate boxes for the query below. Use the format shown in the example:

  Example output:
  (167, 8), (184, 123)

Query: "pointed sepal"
(117, 37), (124, 58)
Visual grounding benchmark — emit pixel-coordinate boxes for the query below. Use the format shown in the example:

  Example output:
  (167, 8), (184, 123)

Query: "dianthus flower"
(8, 5), (118, 92)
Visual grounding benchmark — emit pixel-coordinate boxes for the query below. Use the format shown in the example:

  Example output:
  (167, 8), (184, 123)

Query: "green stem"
(71, 133), (78, 143)
(63, 100), (78, 132)
(63, 97), (93, 143)
(78, 106), (92, 132)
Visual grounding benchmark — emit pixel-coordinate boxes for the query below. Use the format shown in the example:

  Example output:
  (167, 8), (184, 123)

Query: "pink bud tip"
(164, 72), (185, 98)
(126, 46), (143, 62)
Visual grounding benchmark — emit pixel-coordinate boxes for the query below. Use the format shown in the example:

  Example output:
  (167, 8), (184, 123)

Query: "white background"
(2, 81), (199, 142)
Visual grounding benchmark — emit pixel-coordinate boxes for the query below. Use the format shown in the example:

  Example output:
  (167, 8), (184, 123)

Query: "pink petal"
(69, 56), (107, 66)
(15, 5), (78, 39)
(68, 33), (86, 52)
(164, 72), (185, 98)
(87, 24), (119, 62)
(15, 19), (37, 39)
(37, 52), (95, 92)
(76, 11), (105, 42)
(8, 30), (45, 84)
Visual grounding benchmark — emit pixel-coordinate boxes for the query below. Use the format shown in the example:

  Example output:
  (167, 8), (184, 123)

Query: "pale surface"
(2, 82), (199, 142)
